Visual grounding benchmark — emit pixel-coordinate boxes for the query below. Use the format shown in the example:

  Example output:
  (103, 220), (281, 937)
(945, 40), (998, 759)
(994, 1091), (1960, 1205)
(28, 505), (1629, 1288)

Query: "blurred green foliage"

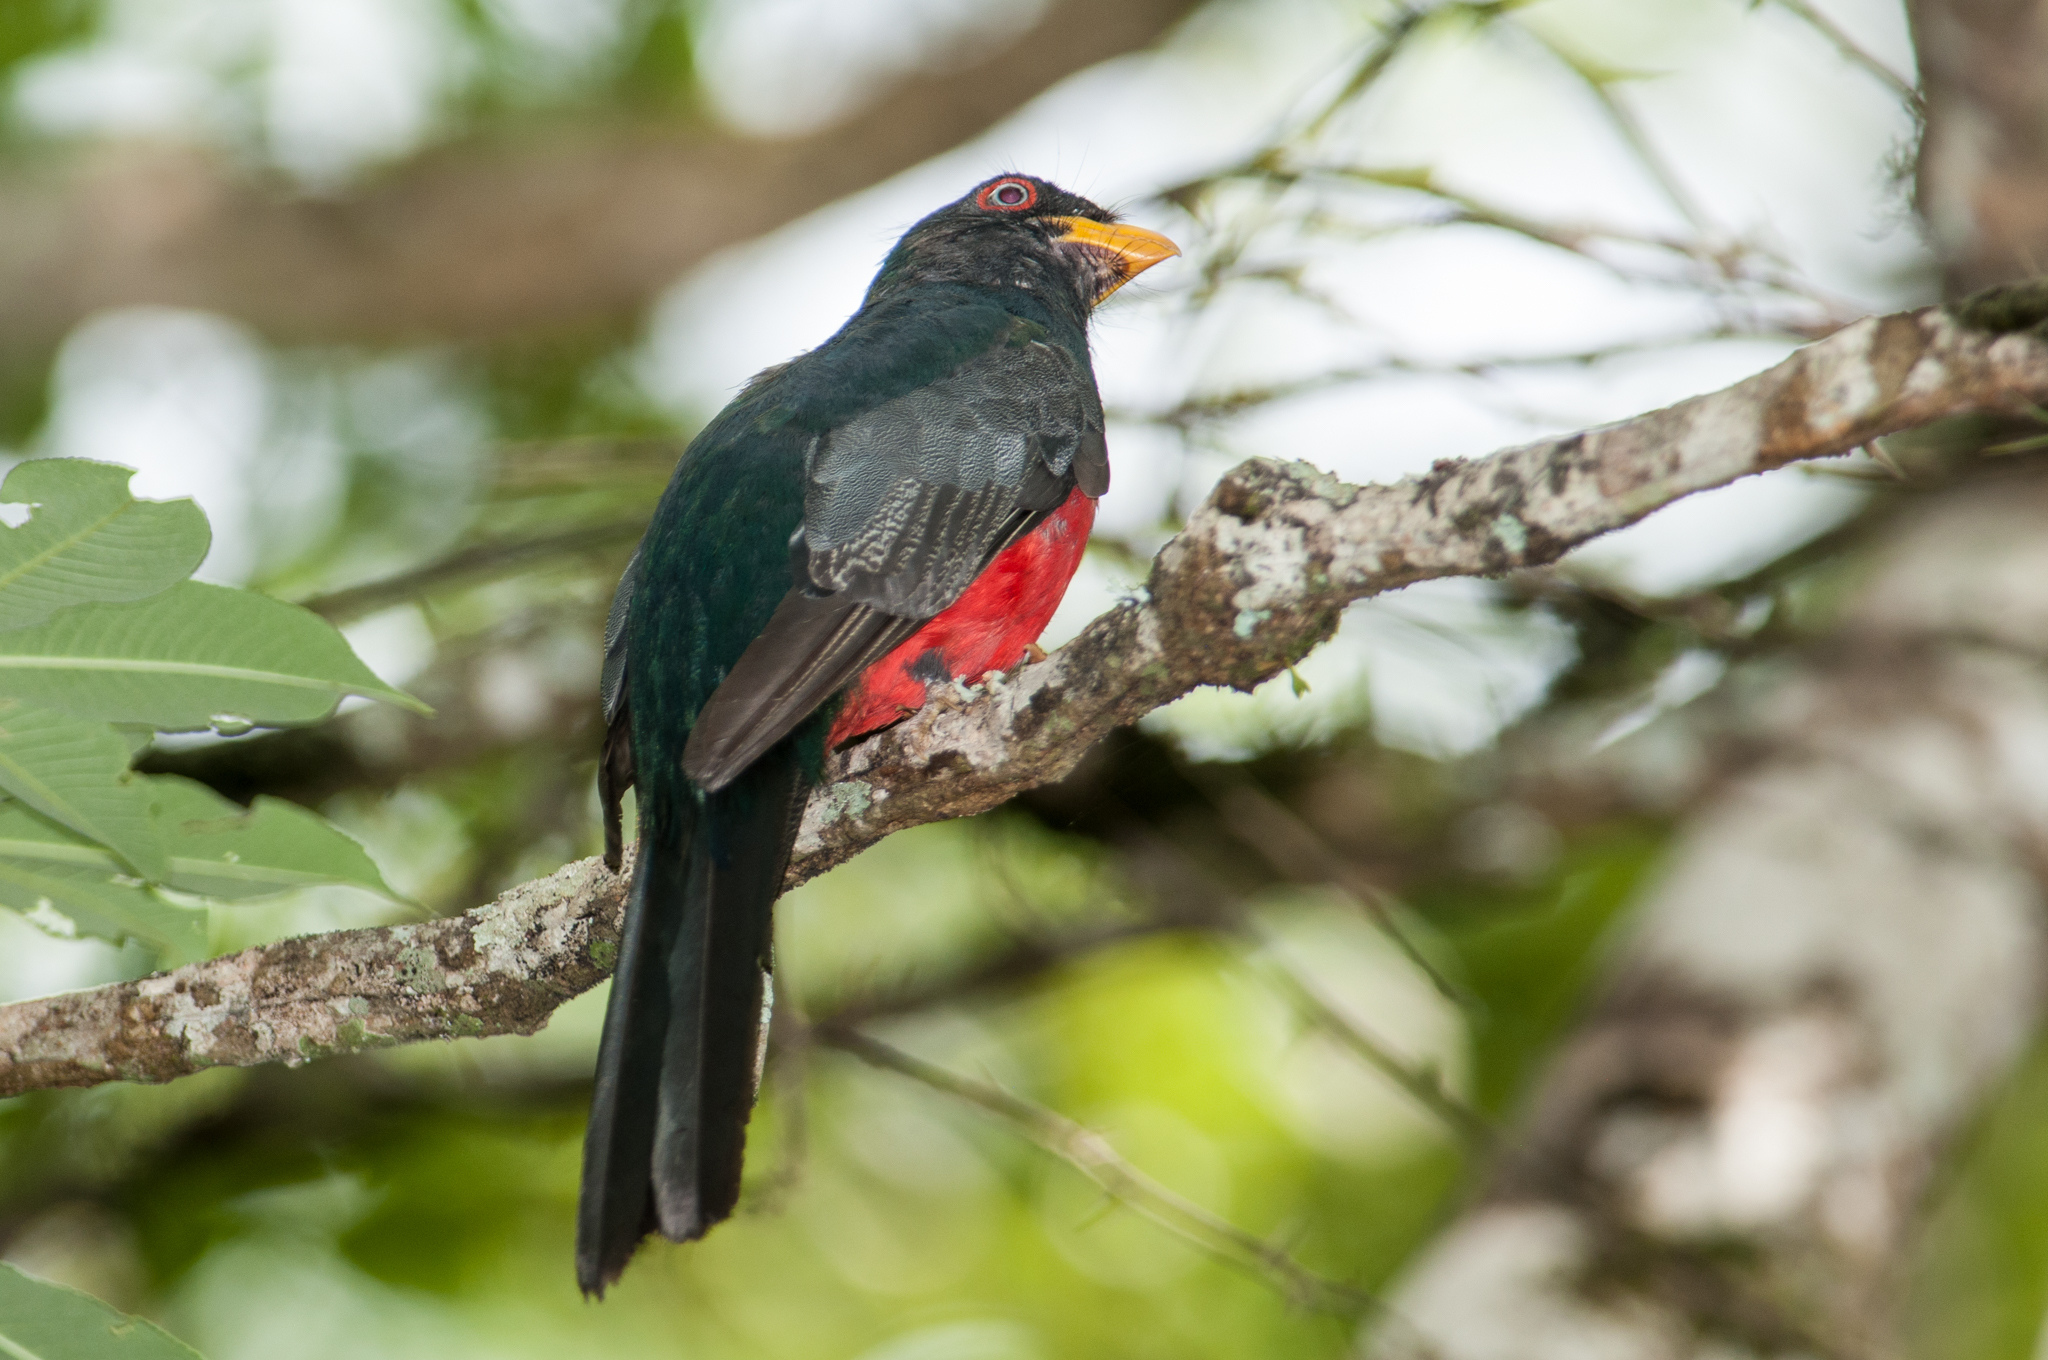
(0, 0), (93, 86)
(1908, 1034), (2048, 1358)
(443, 0), (699, 119)
(1433, 826), (1661, 1116)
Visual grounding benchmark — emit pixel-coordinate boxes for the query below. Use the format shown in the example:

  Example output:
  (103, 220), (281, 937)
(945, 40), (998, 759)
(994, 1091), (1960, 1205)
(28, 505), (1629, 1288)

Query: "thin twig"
(1190, 770), (1479, 1012)
(1517, 26), (1714, 233)
(1767, 0), (1922, 112)
(1297, 4), (1437, 140)
(1246, 928), (1496, 1153)
(1186, 161), (1860, 329)
(486, 436), (681, 497)
(1111, 329), (1779, 433)
(808, 917), (1180, 1030)
(817, 1024), (1380, 1316)
(298, 521), (645, 622)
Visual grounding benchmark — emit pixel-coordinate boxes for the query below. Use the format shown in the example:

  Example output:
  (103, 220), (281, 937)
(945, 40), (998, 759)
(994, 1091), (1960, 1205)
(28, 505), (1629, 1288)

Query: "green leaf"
(0, 699), (166, 879)
(0, 460), (210, 633)
(146, 775), (396, 901)
(0, 801), (206, 957)
(0, 581), (429, 731)
(0, 1262), (206, 1360)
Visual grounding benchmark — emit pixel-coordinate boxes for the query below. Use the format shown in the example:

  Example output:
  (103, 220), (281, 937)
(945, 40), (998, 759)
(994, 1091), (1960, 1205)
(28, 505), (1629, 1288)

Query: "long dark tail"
(576, 743), (804, 1296)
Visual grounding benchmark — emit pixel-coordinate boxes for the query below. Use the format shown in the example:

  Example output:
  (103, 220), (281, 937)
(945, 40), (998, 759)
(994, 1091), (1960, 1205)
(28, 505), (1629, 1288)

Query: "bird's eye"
(976, 178), (1037, 212)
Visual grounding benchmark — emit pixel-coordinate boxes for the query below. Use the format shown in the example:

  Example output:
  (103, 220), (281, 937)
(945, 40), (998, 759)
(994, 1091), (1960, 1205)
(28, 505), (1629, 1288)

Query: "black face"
(867, 174), (1128, 319)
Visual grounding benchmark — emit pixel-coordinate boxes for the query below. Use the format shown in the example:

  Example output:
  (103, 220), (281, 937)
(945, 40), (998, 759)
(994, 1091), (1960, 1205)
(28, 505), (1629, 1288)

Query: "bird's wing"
(682, 335), (1103, 790)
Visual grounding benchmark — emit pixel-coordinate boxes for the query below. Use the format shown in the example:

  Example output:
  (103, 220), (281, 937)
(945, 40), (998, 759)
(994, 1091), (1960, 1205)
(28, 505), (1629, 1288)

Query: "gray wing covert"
(801, 338), (1103, 613)
(681, 338), (1104, 791)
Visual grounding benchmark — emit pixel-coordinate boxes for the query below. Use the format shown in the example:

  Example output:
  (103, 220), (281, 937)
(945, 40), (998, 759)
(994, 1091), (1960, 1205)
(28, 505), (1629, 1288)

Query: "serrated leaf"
(0, 459), (210, 633)
(146, 775), (396, 901)
(0, 699), (166, 879)
(0, 803), (203, 957)
(0, 1262), (208, 1360)
(0, 581), (429, 731)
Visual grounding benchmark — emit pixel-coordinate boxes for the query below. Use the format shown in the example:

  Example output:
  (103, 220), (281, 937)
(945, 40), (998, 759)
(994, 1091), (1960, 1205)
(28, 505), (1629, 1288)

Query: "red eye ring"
(976, 178), (1037, 212)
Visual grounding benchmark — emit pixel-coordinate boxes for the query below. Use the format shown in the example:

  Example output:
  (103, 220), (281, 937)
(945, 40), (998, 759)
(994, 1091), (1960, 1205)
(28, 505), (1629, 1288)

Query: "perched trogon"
(578, 174), (1179, 1294)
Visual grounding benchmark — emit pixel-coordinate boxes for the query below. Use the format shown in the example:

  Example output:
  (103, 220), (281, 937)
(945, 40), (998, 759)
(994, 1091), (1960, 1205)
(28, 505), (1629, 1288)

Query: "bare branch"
(1193, 769), (1476, 1009)
(300, 521), (646, 623)
(1173, 162), (1864, 333)
(815, 1024), (1379, 1316)
(6, 301), (2048, 1096)
(1771, 0), (1923, 112)
(1554, 51), (1713, 236)
(1112, 330), (1816, 436)
(0, 854), (629, 1095)
(1246, 929), (1496, 1153)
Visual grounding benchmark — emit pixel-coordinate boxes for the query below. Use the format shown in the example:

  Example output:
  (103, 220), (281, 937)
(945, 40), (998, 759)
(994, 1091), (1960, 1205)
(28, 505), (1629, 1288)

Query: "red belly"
(827, 487), (1095, 747)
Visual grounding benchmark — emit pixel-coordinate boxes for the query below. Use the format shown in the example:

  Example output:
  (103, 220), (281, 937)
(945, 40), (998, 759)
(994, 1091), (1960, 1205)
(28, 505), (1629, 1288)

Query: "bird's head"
(865, 174), (1180, 320)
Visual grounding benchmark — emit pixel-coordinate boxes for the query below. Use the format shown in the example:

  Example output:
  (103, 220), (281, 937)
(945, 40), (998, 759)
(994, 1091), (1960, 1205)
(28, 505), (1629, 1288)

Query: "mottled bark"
(5, 300), (2048, 1097)
(0, 0), (1198, 353)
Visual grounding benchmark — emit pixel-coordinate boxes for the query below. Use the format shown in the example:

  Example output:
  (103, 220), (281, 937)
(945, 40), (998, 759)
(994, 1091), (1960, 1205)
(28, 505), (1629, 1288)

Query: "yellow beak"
(1051, 218), (1181, 302)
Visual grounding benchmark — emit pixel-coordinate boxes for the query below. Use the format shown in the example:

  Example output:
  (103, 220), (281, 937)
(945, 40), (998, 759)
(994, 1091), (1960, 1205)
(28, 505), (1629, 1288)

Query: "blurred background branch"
(0, 0), (1200, 355)
(815, 1025), (1382, 1317)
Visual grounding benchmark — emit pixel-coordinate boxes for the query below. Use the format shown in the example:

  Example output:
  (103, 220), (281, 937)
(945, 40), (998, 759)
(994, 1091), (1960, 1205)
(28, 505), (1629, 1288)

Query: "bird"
(578, 173), (1178, 1295)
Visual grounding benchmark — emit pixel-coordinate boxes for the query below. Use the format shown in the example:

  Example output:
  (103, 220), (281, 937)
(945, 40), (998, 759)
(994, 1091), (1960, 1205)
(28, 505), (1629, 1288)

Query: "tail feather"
(576, 800), (689, 1294)
(576, 744), (803, 1296)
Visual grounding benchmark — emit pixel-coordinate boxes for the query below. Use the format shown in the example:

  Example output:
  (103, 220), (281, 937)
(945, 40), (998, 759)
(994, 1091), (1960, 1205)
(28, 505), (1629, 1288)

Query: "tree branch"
(6, 301), (2047, 1097)
(299, 521), (647, 623)
(816, 1024), (1379, 1316)
(0, 0), (1198, 353)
